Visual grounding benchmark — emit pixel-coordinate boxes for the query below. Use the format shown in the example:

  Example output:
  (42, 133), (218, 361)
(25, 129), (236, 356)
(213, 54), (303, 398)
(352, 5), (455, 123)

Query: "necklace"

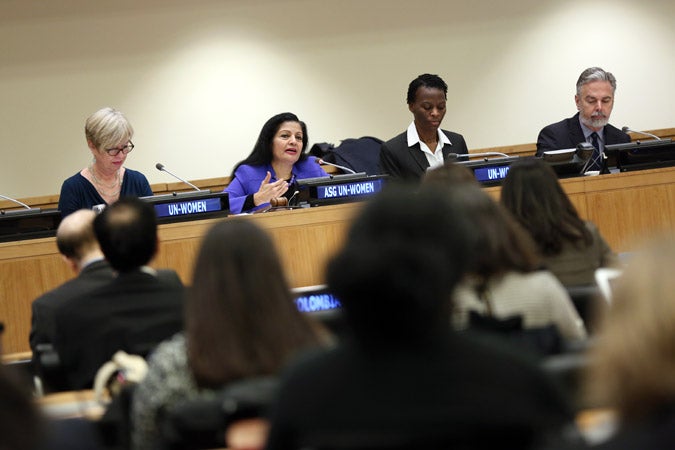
(88, 164), (121, 197)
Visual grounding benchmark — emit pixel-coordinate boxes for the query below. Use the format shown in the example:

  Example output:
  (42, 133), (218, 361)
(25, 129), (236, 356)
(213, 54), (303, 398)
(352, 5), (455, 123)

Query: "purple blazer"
(225, 156), (328, 214)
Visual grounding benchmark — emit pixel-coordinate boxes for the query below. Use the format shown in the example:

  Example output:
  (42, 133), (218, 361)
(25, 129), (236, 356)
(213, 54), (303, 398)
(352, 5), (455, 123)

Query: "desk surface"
(2, 167), (675, 354)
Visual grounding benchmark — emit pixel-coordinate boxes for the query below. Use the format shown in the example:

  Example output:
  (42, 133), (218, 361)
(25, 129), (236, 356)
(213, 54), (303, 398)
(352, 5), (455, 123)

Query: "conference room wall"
(1, 0), (673, 198)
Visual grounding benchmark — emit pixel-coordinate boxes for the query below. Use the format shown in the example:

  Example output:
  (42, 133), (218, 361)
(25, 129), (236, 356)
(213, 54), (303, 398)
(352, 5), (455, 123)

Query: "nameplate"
(473, 164), (511, 183)
(139, 191), (229, 223)
(154, 197), (224, 218)
(296, 174), (388, 207)
(316, 179), (385, 200)
(294, 291), (342, 313)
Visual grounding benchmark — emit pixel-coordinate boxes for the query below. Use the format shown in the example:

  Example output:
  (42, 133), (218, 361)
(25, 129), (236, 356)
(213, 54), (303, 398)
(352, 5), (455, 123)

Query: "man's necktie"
(590, 132), (602, 171)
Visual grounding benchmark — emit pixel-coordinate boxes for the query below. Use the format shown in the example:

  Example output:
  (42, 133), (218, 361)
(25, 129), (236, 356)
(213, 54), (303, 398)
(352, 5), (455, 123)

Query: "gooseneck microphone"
(0, 194), (41, 215)
(448, 151), (510, 160)
(317, 158), (357, 175)
(155, 163), (201, 191)
(622, 126), (661, 141)
(0, 193), (31, 209)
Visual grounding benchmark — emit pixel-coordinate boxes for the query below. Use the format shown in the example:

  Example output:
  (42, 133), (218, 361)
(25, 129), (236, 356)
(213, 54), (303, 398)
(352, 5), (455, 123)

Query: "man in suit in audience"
(54, 197), (185, 390)
(379, 73), (469, 182)
(29, 209), (114, 355)
(536, 67), (630, 171)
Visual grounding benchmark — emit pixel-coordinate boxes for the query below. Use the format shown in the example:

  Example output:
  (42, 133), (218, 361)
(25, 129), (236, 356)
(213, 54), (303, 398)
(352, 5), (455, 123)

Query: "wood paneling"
(0, 203), (359, 354)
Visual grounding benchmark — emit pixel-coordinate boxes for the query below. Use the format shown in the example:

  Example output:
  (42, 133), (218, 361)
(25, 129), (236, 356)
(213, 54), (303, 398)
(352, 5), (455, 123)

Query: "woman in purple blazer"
(225, 112), (328, 214)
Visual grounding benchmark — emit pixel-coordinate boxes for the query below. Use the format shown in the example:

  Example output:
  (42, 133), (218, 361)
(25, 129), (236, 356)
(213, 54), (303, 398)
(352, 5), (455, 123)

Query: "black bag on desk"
(310, 136), (384, 175)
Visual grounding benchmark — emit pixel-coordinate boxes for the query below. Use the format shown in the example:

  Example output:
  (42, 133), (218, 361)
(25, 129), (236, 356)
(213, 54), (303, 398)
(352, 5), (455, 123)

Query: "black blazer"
(29, 259), (115, 354)
(379, 129), (469, 182)
(54, 268), (185, 390)
(536, 112), (630, 156)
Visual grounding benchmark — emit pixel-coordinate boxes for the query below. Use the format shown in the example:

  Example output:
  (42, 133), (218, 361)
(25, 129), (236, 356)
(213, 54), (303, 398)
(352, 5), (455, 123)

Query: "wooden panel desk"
(485, 166), (675, 251)
(1, 203), (360, 354)
(2, 167), (675, 354)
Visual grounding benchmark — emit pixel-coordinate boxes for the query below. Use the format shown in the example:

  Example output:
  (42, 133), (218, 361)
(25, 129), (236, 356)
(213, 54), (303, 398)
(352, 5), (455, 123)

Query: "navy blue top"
(58, 169), (153, 217)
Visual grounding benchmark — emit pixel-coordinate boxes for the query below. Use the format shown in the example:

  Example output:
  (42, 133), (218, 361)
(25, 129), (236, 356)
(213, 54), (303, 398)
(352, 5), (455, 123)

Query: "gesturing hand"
(253, 171), (289, 206)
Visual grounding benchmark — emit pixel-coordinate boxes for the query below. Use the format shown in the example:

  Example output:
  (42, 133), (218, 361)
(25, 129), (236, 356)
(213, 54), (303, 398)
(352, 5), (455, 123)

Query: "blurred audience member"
(447, 184), (587, 344)
(54, 197), (184, 389)
(422, 161), (477, 186)
(582, 237), (675, 449)
(131, 219), (324, 450)
(265, 186), (576, 449)
(30, 209), (114, 355)
(501, 158), (618, 287)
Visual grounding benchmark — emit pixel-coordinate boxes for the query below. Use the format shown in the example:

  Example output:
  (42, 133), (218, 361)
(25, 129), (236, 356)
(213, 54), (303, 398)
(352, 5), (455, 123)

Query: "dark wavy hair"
(500, 158), (592, 256)
(230, 112), (309, 177)
(186, 219), (321, 388)
(406, 73), (448, 104)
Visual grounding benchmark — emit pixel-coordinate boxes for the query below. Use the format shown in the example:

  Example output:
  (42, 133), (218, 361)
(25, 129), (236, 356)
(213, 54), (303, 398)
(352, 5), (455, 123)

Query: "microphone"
(0, 193), (42, 216)
(317, 158), (356, 174)
(448, 151), (510, 160)
(0, 193), (31, 210)
(288, 190), (300, 206)
(155, 163), (201, 191)
(622, 126), (661, 140)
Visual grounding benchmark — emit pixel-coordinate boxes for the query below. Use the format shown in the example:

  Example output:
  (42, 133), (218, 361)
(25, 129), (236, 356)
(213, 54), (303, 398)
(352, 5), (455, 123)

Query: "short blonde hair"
(85, 107), (134, 150)
(585, 237), (675, 420)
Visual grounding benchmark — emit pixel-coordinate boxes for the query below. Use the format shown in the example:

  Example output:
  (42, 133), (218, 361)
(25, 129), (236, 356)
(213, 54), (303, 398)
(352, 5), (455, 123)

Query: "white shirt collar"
(406, 122), (451, 148)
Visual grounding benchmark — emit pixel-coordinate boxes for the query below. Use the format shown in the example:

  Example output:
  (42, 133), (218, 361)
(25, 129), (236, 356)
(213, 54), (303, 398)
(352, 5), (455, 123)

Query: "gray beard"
(581, 114), (609, 129)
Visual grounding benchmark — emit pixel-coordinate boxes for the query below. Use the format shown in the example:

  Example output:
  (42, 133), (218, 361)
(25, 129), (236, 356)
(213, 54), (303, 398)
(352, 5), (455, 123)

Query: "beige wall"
(1, 0), (674, 198)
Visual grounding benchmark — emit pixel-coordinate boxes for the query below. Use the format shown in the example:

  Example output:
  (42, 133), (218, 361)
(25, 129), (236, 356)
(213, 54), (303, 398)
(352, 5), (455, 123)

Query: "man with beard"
(536, 67), (630, 172)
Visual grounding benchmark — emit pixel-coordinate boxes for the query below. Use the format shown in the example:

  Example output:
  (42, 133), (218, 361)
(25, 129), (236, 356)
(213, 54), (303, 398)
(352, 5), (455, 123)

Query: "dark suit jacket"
(54, 268), (185, 390)
(29, 259), (114, 354)
(536, 112), (630, 156)
(379, 129), (469, 182)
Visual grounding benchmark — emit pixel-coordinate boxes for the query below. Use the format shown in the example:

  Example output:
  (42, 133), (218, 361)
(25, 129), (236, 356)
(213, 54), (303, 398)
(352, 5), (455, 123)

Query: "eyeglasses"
(104, 141), (135, 156)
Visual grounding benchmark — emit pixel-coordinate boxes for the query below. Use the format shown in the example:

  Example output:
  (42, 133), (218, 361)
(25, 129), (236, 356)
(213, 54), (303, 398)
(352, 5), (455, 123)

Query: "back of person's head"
(85, 106), (134, 150)
(422, 162), (478, 187)
(447, 184), (539, 279)
(93, 197), (157, 272)
(501, 158), (591, 255)
(576, 67), (617, 95)
(406, 73), (448, 104)
(186, 219), (320, 388)
(327, 185), (476, 347)
(585, 237), (675, 421)
(233, 112), (309, 174)
(56, 209), (100, 264)
(0, 365), (45, 450)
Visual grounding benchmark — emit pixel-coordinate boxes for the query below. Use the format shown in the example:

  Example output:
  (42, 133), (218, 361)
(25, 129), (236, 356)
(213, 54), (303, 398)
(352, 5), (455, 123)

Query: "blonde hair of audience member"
(55, 209), (102, 272)
(585, 237), (675, 421)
